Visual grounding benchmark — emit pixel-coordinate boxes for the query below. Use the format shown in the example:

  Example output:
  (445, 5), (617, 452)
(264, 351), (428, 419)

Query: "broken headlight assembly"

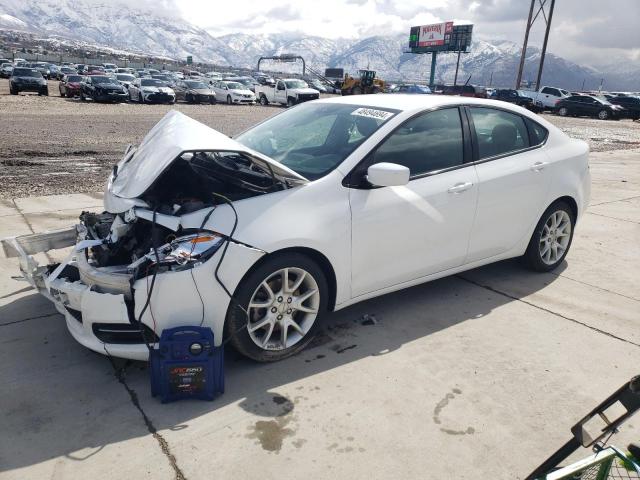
(129, 233), (225, 273)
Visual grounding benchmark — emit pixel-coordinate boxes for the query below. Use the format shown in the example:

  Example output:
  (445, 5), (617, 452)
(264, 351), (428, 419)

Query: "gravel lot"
(1, 78), (639, 198)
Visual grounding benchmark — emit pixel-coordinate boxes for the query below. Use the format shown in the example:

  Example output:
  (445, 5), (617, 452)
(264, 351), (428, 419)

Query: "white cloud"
(174, 0), (640, 67)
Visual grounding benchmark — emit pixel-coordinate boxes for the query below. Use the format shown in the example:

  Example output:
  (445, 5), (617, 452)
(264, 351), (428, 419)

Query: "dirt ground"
(1, 78), (639, 198)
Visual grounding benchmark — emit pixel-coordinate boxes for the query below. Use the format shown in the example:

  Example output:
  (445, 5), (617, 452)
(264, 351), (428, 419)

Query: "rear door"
(465, 106), (552, 262)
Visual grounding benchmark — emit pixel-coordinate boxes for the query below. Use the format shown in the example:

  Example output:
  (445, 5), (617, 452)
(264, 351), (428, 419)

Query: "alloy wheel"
(598, 110), (609, 120)
(558, 107), (568, 116)
(247, 267), (320, 351)
(539, 210), (572, 265)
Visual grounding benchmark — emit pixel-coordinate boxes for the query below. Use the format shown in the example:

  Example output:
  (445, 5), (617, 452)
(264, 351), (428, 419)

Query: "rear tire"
(80, 91), (86, 101)
(351, 86), (361, 95)
(9, 85), (17, 95)
(558, 107), (568, 116)
(522, 200), (576, 272)
(59, 89), (65, 98)
(225, 252), (328, 362)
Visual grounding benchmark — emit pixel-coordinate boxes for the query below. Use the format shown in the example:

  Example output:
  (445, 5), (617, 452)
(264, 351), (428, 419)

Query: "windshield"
(186, 81), (208, 89)
(66, 75), (82, 82)
(285, 80), (308, 89)
(225, 82), (244, 90)
(117, 74), (135, 81)
(12, 68), (41, 77)
(235, 102), (398, 180)
(141, 79), (166, 87)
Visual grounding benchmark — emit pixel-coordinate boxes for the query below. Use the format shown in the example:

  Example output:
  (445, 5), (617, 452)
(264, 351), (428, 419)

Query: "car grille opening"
(92, 323), (159, 345)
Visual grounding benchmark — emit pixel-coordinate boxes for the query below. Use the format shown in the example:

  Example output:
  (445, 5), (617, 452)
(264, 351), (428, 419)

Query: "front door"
(349, 107), (479, 297)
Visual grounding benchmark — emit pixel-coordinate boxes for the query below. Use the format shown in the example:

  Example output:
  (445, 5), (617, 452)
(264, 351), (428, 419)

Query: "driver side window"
(369, 108), (464, 177)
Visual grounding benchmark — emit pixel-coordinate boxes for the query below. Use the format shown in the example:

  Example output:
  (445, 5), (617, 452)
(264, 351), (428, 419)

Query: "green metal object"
(429, 52), (437, 89)
(187, 55), (193, 65)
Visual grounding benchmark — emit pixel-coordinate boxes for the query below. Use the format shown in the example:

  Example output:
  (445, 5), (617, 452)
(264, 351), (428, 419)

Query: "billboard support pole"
(429, 52), (437, 89)
(454, 49), (462, 86)
(535, 0), (555, 90)
(516, 0), (535, 89)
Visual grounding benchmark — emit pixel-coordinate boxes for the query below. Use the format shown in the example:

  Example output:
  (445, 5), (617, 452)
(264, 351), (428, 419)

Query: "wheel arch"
(553, 195), (578, 219)
(238, 246), (338, 313)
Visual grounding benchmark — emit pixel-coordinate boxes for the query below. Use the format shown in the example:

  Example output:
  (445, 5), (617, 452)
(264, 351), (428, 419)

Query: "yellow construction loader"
(341, 70), (385, 95)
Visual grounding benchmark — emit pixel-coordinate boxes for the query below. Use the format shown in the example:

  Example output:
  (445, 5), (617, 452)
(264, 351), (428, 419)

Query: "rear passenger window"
(469, 107), (530, 160)
(370, 108), (464, 176)
(525, 118), (549, 146)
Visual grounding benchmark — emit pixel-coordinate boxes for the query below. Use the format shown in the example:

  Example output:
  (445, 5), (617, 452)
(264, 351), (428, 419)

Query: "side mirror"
(366, 163), (410, 187)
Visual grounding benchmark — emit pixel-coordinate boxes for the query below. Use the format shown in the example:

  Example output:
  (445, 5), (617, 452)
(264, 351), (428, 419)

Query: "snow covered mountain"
(0, 0), (636, 90)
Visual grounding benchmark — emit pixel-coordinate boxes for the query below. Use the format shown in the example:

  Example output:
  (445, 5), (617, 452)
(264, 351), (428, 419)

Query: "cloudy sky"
(174, 0), (639, 68)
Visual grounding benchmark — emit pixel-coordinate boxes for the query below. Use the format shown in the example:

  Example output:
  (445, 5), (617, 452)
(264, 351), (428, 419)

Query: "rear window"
(469, 107), (530, 159)
(525, 118), (549, 146)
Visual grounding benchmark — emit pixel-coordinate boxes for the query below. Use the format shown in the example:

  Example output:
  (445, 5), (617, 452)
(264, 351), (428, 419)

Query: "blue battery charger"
(150, 326), (224, 403)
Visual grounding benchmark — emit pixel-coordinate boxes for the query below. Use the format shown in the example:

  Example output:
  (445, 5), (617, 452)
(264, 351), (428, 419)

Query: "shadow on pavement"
(0, 258), (564, 472)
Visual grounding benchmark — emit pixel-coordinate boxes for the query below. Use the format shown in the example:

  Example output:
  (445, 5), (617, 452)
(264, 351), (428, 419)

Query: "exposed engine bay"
(82, 149), (287, 276)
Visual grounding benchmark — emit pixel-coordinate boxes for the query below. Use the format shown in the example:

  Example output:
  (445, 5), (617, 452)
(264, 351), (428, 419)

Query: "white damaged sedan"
(1, 95), (590, 362)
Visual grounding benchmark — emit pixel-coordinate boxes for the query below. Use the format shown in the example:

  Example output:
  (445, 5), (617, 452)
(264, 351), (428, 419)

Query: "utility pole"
(453, 39), (462, 86)
(515, 0), (535, 89)
(429, 52), (437, 89)
(516, 0), (556, 90)
(535, 0), (556, 90)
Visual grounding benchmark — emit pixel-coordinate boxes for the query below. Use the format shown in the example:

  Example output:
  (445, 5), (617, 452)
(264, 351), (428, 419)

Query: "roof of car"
(317, 93), (504, 112)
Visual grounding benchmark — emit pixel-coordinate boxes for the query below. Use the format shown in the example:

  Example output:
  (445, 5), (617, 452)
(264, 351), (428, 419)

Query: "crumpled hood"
(109, 110), (308, 199)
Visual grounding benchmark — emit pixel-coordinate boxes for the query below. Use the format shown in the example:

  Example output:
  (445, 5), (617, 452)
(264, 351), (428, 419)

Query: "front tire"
(523, 201), (575, 272)
(597, 109), (610, 120)
(259, 94), (268, 106)
(226, 95), (232, 105)
(558, 106), (568, 116)
(287, 96), (295, 107)
(225, 253), (328, 362)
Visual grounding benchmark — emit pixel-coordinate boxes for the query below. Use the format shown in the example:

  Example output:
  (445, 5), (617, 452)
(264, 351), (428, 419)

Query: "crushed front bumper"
(1, 227), (150, 359)
(2, 225), (265, 360)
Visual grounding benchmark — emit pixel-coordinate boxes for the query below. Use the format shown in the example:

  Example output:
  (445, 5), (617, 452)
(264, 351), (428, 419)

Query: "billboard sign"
(409, 23), (473, 54)
(417, 21), (453, 47)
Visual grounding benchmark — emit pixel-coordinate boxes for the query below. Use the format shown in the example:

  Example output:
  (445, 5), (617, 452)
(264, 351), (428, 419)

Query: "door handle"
(447, 182), (473, 194)
(530, 161), (549, 172)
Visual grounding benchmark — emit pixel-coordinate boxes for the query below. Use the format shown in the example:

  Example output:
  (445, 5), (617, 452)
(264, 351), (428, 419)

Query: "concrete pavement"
(1, 150), (639, 479)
